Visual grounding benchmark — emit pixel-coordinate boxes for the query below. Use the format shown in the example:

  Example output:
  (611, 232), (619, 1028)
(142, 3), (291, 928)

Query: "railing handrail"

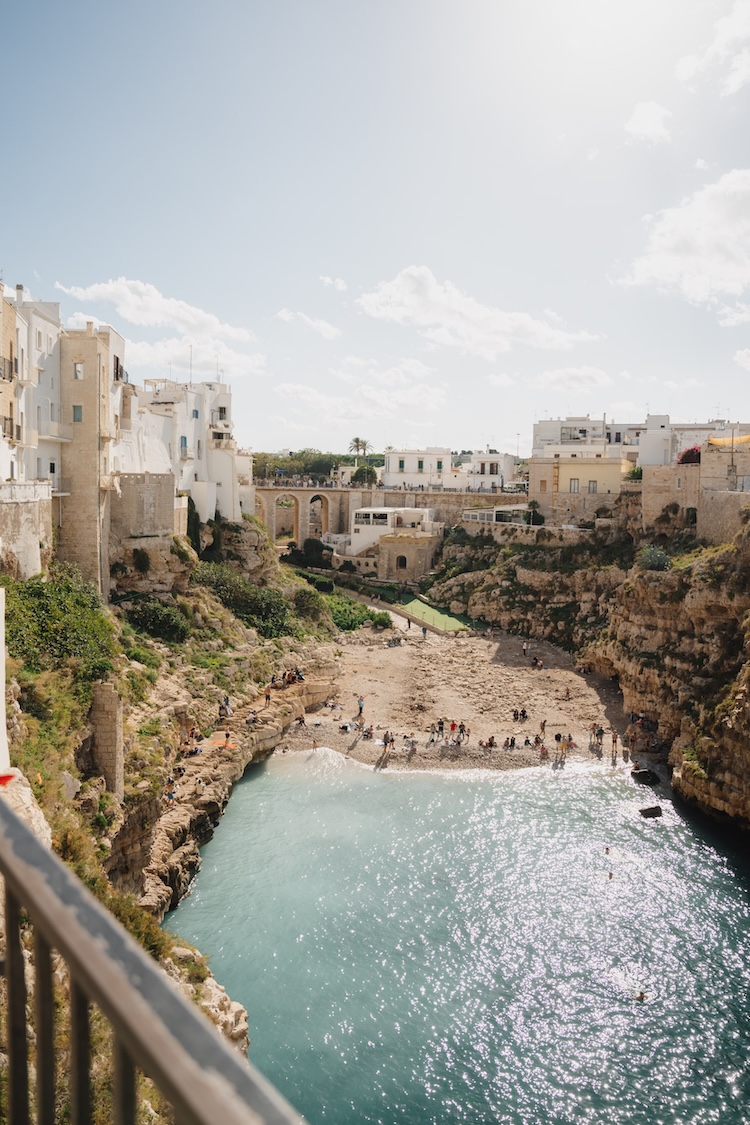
(0, 796), (303, 1124)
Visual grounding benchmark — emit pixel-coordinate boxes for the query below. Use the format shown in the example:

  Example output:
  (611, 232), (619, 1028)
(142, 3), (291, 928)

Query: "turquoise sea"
(165, 750), (750, 1125)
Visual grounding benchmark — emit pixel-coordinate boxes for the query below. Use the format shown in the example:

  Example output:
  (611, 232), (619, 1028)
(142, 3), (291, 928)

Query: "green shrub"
(125, 598), (191, 642)
(293, 586), (325, 619)
(314, 577), (335, 594)
(192, 562), (291, 638)
(0, 564), (116, 681)
(638, 545), (672, 572)
(324, 595), (392, 631)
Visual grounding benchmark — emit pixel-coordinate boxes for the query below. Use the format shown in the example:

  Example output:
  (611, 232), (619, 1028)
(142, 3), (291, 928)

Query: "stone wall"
(0, 484), (53, 578)
(641, 464), (700, 530)
(111, 473), (176, 540)
(376, 533), (442, 581)
(89, 682), (124, 801)
(698, 491), (750, 546)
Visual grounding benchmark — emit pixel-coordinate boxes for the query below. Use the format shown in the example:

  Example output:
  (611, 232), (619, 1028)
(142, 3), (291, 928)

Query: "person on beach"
(358, 696), (364, 717)
(422, 626), (428, 640)
(265, 686), (271, 706)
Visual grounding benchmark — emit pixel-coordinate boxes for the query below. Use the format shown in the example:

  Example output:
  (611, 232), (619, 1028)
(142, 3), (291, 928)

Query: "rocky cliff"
(428, 527), (750, 831)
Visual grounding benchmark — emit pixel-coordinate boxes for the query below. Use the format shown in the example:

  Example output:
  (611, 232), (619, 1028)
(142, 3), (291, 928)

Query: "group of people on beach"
(427, 718), (471, 748)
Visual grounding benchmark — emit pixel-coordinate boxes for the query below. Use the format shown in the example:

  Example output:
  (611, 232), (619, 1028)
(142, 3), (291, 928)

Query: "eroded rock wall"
(429, 529), (750, 830)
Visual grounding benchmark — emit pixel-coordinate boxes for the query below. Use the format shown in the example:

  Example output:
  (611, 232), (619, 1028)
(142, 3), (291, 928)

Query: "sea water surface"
(165, 751), (750, 1124)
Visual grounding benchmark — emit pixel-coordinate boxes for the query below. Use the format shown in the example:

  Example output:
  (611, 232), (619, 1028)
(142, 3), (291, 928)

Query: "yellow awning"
(708, 434), (750, 447)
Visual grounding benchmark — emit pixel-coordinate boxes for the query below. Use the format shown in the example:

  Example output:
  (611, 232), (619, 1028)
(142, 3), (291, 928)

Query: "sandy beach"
(279, 616), (631, 772)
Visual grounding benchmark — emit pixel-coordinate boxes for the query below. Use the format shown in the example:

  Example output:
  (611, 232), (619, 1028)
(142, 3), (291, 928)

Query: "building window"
(72, 405), (83, 423)
(197, 440), (202, 459)
(74, 363), (83, 380)
(677, 478), (682, 490)
(588, 480), (597, 494)
(490, 463), (498, 475)
(49, 461), (56, 475)
(36, 330), (43, 350)
(192, 409), (199, 419)
(437, 460), (443, 472)
(218, 406), (227, 420)
(539, 480), (547, 492)
(569, 478), (579, 493)
(398, 459), (405, 471)
(418, 460), (424, 472)
(396, 555), (407, 569)
(615, 432), (621, 443)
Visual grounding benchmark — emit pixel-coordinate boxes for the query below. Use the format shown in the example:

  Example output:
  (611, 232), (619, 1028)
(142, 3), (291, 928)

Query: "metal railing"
(0, 797), (303, 1124)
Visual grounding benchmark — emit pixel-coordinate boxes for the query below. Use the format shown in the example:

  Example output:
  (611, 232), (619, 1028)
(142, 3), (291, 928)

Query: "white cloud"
(297, 313), (341, 340)
(624, 101), (672, 146)
(124, 336), (267, 380)
(695, 158), (709, 170)
(488, 373), (515, 387)
(275, 308), (341, 339)
(534, 366), (612, 392)
(320, 275), (348, 291)
(357, 266), (598, 359)
(664, 377), (705, 391)
(621, 170), (750, 313)
(56, 277), (252, 341)
(676, 1), (750, 95)
(586, 147), (599, 162)
(735, 348), (750, 370)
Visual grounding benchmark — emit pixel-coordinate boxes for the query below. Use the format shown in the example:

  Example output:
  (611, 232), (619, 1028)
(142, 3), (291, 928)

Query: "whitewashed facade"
(380, 448), (452, 489)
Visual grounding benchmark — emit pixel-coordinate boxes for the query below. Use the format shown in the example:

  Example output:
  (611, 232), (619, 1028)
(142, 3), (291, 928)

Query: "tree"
(351, 464), (378, 485)
(348, 437), (372, 465)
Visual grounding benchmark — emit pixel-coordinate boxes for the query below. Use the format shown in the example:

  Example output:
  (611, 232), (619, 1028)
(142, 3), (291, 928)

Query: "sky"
(2, 0), (750, 456)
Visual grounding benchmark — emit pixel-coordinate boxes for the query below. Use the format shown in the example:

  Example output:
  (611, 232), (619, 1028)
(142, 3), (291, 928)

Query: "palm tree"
(348, 437), (372, 466)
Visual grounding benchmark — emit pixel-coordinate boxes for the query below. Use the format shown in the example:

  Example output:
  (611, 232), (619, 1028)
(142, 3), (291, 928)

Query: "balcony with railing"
(209, 433), (237, 451)
(0, 358), (14, 383)
(0, 795), (301, 1124)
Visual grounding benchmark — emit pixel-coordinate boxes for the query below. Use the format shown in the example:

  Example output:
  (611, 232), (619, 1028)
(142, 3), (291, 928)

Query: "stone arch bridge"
(254, 486), (501, 544)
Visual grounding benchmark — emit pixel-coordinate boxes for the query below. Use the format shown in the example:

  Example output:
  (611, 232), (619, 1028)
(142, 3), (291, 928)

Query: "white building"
(131, 379), (241, 523)
(380, 448), (452, 490)
(531, 414), (750, 467)
(327, 505), (445, 580)
(7, 286), (69, 493)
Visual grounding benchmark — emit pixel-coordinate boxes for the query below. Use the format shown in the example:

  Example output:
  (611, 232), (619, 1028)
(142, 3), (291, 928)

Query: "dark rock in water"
(640, 805), (662, 819)
(631, 768), (659, 785)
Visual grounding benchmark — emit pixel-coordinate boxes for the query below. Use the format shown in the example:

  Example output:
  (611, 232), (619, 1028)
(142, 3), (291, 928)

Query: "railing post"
(70, 981), (91, 1124)
(113, 1037), (136, 1125)
(33, 930), (55, 1125)
(6, 888), (29, 1124)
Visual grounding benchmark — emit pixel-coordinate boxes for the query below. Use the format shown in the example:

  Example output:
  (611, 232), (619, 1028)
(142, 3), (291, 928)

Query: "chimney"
(15, 284), (24, 304)
(86, 321), (94, 336)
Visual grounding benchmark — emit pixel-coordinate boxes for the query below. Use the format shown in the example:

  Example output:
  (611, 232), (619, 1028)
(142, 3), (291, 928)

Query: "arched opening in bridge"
(309, 494), (329, 537)
(274, 494), (300, 545)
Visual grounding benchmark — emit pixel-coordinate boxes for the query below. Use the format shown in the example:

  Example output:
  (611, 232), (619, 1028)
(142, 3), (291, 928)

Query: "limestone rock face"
(139, 677), (335, 920)
(201, 517), (281, 584)
(429, 529), (750, 830)
(109, 535), (196, 596)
